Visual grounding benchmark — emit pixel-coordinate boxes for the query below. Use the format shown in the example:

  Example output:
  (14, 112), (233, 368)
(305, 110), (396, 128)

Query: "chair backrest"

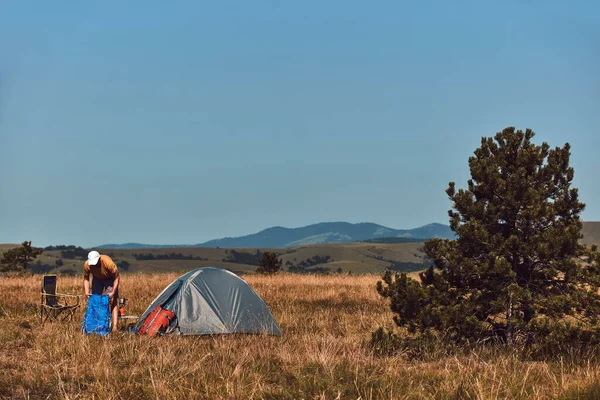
(42, 275), (58, 306)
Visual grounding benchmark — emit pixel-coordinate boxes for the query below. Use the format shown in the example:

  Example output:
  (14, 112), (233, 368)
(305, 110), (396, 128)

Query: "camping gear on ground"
(138, 306), (176, 336)
(82, 294), (112, 336)
(117, 297), (139, 331)
(118, 298), (128, 316)
(133, 267), (282, 336)
(40, 275), (81, 324)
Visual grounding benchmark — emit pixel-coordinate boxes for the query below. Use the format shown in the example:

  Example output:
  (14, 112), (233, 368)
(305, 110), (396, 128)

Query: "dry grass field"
(2, 272), (600, 399)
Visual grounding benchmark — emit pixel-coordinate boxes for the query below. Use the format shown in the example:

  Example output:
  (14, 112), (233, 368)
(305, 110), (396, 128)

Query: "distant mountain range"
(96, 222), (455, 249)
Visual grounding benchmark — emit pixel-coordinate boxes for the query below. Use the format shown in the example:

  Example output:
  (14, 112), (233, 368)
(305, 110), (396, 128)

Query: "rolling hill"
(581, 221), (600, 245)
(20, 241), (431, 276)
(3, 222), (599, 277)
(96, 221), (454, 249)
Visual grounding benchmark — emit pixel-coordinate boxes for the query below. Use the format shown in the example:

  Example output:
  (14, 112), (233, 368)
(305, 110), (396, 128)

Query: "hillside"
(4, 222), (599, 277)
(581, 221), (600, 245)
(94, 221), (600, 250)
(188, 221), (453, 248)
(94, 243), (189, 249)
(97, 221), (454, 249)
(18, 241), (430, 276)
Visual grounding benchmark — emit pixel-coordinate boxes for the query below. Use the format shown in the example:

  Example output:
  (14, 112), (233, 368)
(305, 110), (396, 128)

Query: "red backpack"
(138, 306), (176, 336)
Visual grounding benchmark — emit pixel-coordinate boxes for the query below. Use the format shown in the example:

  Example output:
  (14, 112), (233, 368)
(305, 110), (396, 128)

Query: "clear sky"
(1, 1), (598, 247)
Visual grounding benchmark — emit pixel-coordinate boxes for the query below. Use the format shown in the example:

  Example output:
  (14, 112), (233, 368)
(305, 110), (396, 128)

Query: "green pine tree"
(256, 252), (282, 274)
(1, 241), (44, 272)
(377, 127), (600, 347)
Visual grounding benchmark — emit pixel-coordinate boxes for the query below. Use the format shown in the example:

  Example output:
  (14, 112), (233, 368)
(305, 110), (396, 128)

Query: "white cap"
(88, 251), (101, 266)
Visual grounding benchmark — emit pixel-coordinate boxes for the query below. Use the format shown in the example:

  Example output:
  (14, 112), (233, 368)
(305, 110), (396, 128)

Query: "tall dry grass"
(1, 272), (600, 399)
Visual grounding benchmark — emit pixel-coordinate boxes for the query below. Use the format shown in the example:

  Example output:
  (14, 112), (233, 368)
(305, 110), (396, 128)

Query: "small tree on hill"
(1, 241), (44, 272)
(256, 252), (282, 274)
(117, 260), (130, 271)
(377, 127), (600, 348)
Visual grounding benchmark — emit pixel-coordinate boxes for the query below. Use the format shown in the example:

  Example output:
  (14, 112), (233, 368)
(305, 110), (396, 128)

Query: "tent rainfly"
(134, 267), (282, 336)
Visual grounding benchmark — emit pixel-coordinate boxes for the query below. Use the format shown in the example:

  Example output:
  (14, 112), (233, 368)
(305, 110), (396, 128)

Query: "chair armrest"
(55, 293), (81, 298)
(50, 292), (82, 306)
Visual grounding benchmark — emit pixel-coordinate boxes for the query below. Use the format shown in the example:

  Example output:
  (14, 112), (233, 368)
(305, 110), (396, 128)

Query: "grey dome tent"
(134, 267), (282, 336)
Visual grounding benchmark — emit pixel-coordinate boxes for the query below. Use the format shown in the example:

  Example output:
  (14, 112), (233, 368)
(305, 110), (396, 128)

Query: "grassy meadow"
(2, 272), (600, 399)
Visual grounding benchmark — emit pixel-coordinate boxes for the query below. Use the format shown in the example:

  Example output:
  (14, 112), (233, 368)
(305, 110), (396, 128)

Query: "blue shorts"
(91, 277), (119, 299)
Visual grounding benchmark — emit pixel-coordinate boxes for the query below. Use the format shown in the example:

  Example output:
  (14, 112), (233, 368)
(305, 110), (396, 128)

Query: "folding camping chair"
(40, 274), (81, 323)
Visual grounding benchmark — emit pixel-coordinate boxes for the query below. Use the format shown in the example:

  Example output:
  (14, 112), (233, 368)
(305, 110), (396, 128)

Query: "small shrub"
(28, 261), (54, 274)
(256, 252), (282, 274)
(369, 327), (402, 356)
(117, 260), (130, 271)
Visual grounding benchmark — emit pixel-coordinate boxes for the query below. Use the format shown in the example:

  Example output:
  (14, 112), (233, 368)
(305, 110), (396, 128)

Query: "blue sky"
(1, 1), (599, 247)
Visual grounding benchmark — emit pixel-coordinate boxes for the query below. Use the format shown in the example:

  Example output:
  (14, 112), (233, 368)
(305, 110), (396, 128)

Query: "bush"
(117, 260), (130, 271)
(60, 246), (88, 260)
(256, 252), (282, 274)
(369, 327), (403, 356)
(29, 261), (54, 274)
(222, 250), (261, 266)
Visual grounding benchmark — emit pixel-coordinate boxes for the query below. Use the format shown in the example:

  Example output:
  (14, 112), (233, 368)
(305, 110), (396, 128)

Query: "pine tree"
(256, 252), (282, 274)
(1, 241), (44, 272)
(377, 127), (600, 346)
